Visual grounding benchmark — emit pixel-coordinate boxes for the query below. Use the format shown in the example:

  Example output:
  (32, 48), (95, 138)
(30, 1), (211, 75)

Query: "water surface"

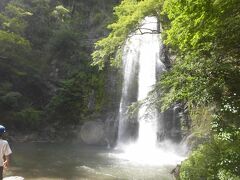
(5, 142), (176, 180)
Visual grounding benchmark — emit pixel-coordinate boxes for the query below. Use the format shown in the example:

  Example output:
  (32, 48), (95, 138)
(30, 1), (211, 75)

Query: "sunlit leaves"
(160, 0), (240, 109)
(92, 0), (164, 69)
(0, 2), (32, 35)
(180, 134), (240, 179)
(52, 5), (70, 22)
(160, 1), (240, 178)
(0, 30), (30, 59)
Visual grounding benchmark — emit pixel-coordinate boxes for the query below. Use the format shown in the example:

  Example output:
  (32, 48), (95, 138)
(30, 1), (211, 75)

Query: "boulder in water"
(80, 121), (104, 145)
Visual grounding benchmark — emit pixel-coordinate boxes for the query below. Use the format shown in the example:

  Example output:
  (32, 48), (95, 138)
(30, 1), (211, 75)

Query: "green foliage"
(0, 1), (32, 35)
(0, 91), (22, 111)
(180, 132), (240, 180)
(47, 26), (79, 58)
(46, 71), (106, 125)
(160, 1), (240, 179)
(91, 0), (240, 179)
(46, 78), (85, 125)
(217, 170), (240, 180)
(92, 0), (164, 69)
(160, 0), (240, 108)
(0, 30), (30, 60)
(52, 5), (70, 22)
(0, 0), (117, 131)
(13, 107), (43, 131)
(188, 106), (213, 135)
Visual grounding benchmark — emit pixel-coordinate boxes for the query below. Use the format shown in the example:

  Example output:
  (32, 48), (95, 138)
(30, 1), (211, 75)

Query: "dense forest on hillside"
(93, 0), (240, 179)
(0, 0), (119, 133)
(0, 0), (240, 179)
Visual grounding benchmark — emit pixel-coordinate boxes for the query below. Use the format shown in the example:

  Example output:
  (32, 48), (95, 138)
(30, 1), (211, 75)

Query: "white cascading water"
(137, 16), (159, 148)
(116, 17), (185, 165)
(117, 31), (139, 144)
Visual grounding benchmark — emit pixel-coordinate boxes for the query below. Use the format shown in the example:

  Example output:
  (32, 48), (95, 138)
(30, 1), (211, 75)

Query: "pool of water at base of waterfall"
(4, 142), (178, 180)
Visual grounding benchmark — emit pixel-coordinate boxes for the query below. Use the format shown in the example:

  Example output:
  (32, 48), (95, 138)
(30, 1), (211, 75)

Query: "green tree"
(0, 0), (118, 132)
(161, 0), (240, 179)
(46, 71), (106, 126)
(92, 0), (164, 69)
(92, 0), (240, 178)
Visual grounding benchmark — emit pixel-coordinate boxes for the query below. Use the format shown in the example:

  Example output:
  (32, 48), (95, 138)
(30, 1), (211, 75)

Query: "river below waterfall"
(5, 142), (178, 180)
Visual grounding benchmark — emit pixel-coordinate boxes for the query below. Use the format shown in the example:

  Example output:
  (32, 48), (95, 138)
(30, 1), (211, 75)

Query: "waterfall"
(136, 16), (161, 148)
(116, 17), (185, 165)
(118, 16), (164, 147)
(117, 32), (139, 144)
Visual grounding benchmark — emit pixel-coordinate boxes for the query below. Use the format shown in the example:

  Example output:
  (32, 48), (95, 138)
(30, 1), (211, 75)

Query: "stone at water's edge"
(80, 121), (105, 145)
(3, 176), (24, 180)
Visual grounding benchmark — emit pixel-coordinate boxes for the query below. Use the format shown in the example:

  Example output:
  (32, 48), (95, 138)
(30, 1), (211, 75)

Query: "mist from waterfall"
(116, 17), (186, 165)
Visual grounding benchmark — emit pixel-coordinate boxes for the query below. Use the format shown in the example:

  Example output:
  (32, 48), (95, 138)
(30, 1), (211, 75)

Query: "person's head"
(0, 125), (6, 138)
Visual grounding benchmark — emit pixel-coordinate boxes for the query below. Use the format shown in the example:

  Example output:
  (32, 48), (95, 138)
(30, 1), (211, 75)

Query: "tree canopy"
(92, 0), (240, 178)
(0, 0), (119, 131)
(92, 0), (164, 69)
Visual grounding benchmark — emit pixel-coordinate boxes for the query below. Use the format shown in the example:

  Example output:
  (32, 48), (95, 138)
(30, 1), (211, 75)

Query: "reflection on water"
(5, 142), (177, 180)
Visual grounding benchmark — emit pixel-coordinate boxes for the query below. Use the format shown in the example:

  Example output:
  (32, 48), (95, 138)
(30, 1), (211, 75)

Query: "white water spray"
(116, 17), (185, 165)
(137, 16), (159, 149)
